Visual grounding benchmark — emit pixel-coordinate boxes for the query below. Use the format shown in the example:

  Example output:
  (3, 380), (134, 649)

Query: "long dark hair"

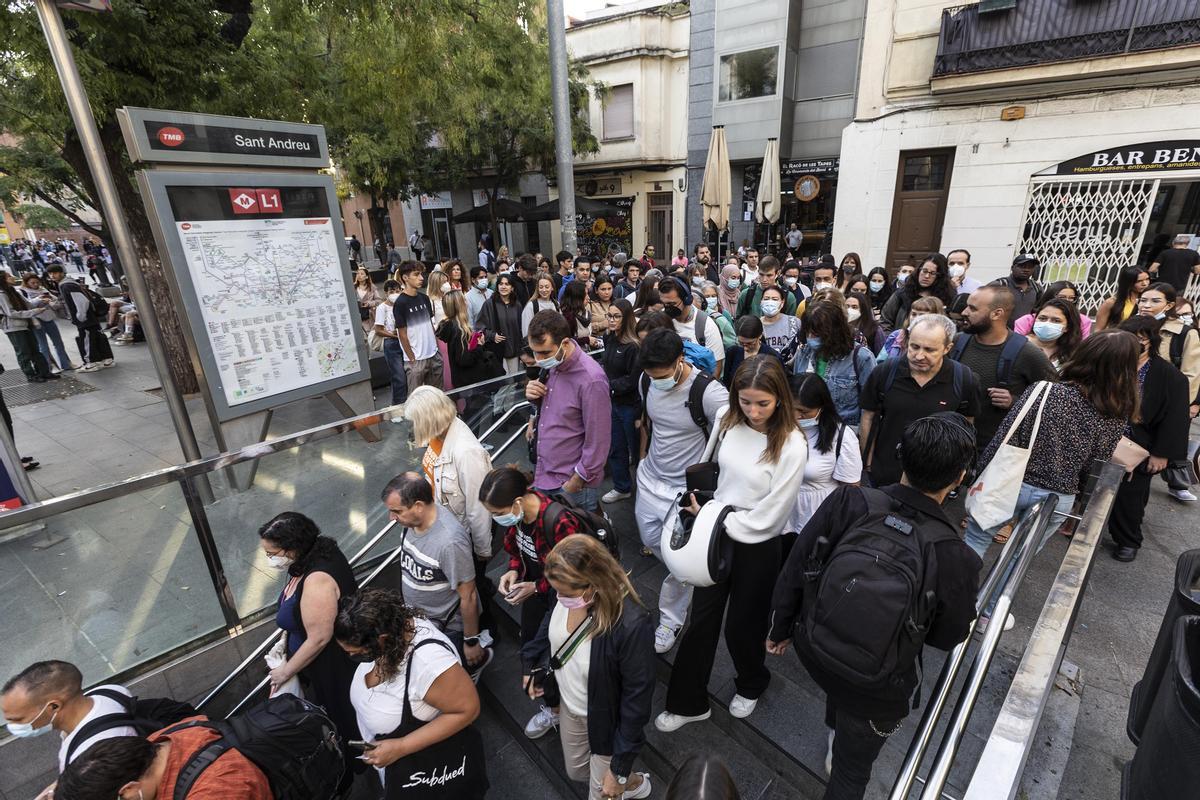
(803, 300), (856, 360)
(1034, 297), (1083, 362)
(610, 298), (639, 345)
(491, 273), (517, 306)
(720, 355), (798, 464)
(1107, 266), (1149, 328)
(836, 253), (862, 288)
(633, 277), (661, 313)
(257, 512), (341, 578)
(590, 274), (614, 303)
(1038, 280), (1080, 307)
(334, 588), (421, 682)
(0, 273), (30, 311)
(478, 465), (534, 507)
(866, 266), (894, 309)
(789, 372), (842, 454)
(903, 253), (956, 306)
(665, 755), (741, 800)
(1059, 329), (1140, 419)
(847, 290), (881, 348)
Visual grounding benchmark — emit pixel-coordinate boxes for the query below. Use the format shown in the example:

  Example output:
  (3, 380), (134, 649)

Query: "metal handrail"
(916, 498), (1061, 800)
(886, 498), (1046, 799)
(962, 461), (1125, 800)
(195, 519), (400, 711)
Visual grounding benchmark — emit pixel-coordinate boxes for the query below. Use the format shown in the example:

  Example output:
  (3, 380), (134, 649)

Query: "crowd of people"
(4, 233), (1198, 800)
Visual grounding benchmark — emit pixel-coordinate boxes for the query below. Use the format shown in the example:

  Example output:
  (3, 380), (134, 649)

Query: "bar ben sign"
(1051, 141), (1200, 175)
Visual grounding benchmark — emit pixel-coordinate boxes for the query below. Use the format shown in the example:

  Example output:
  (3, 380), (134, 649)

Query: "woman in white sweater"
(656, 355), (808, 732)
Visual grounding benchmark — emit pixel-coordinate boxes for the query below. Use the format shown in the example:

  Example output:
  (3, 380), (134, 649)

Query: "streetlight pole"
(546, 0), (577, 253)
(32, 0), (208, 476)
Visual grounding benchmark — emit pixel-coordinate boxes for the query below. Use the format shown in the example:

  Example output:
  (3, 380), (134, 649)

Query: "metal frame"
(962, 461), (1126, 800)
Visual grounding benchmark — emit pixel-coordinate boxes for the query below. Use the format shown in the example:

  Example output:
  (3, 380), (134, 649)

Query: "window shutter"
(603, 84), (634, 140)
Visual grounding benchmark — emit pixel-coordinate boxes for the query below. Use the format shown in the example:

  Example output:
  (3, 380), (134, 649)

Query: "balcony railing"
(934, 0), (1200, 77)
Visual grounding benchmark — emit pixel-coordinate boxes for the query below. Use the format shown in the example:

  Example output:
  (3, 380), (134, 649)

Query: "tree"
(10, 203), (71, 233)
(0, 0), (327, 391)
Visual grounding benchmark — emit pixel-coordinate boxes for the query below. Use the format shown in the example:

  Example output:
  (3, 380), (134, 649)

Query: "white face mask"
(847, 307), (861, 323)
(869, 280), (885, 292)
(760, 300), (782, 317)
(266, 554), (294, 571)
(949, 265), (966, 279)
(1181, 314), (1195, 326)
(387, 293), (400, 303)
(814, 281), (833, 291)
(476, 278), (489, 290)
(783, 276), (798, 287)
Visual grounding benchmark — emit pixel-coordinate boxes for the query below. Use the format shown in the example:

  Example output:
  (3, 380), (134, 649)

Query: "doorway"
(884, 148), (955, 272)
(648, 192), (673, 260)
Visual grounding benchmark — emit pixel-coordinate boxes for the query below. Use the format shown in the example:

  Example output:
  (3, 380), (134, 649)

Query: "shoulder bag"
(965, 381), (1051, 530)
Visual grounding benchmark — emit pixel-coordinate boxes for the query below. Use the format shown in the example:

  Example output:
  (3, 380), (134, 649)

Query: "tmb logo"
(228, 188), (283, 215)
(156, 126), (185, 147)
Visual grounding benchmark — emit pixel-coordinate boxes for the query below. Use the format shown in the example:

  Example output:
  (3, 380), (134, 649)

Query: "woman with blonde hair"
(437, 291), (502, 391)
(524, 535), (655, 800)
(877, 295), (945, 362)
(657, 355), (808, 732)
(521, 273), (560, 338)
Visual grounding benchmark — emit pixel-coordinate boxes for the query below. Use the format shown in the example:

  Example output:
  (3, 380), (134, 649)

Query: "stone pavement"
(1, 328), (1198, 798)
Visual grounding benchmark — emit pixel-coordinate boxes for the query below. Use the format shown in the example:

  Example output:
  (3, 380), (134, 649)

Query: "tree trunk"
(61, 123), (200, 394)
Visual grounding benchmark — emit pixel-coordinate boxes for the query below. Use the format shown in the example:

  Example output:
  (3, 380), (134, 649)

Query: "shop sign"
(1049, 141), (1200, 175)
(782, 157), (839, 178)
(419, 192), (453, 210)
(583, 178), (623, 196)
(119, 107), (328, 169)
(472, 188), (508, 207)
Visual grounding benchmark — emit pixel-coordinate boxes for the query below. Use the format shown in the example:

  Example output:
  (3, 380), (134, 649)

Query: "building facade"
(685, 0), (868, 259)
(834, 0), (1200, 307)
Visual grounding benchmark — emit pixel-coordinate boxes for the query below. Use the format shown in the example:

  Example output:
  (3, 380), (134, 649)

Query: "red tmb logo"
(228, 189), (259, 214)
(156, 126), (185, 147)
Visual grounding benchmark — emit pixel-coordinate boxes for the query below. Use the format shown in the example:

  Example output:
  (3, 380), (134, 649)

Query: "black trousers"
(1110, 469), (1153, 549)
(75, 324), (113, 364)
(822, 698), (903, 800)
(6, 330), (50, 380)
(665, 537), (781, 716)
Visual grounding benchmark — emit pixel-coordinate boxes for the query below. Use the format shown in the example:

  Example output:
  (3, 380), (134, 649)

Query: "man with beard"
(951, 285), (1057, 449)
(694, 243), (717, 284)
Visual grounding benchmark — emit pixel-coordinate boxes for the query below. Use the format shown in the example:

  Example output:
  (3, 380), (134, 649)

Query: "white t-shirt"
(59, 685), (138, 772)
(788, 424), (862, 533)
(712, 423), (809, 544)
(673, 310), (725, 367)
(762, 314), (802, 355)
(548, 603), (592, 717)
(374, 301), (396, 335)
(350, 622), (460, 746)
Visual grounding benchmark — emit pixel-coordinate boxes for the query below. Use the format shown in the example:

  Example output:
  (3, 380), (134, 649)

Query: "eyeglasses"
(605, 313), (622, 320)
(918, 268), (938, 277)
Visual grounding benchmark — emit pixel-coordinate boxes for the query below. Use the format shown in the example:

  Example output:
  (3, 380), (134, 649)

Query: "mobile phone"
(347, 740), (377, 751)
(505, 585), (524, 601)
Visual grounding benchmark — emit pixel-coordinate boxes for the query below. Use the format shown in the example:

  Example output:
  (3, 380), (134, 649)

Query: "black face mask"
(663, 305), (683, 319)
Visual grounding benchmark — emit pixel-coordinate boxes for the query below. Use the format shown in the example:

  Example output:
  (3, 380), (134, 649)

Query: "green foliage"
(11, 202), (71, 232)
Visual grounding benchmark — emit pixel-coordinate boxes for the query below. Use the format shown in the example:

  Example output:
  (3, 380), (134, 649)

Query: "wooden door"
(885, 149), (956, 272)
(648, 192), (673, 258)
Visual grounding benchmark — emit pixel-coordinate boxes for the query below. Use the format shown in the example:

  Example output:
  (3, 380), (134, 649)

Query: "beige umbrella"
(700, 125), (731, 234)
(755, 138), (781, 224)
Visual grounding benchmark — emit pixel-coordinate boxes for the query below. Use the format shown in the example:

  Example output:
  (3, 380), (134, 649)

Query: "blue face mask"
(806, 336), (823, 351)
(797, 417), (820, 430)
(492, 510), (522, 527)
(535, 343), (564, 370)
(6, 702), (57, 738)
(1032, 321), (1064, 341)
(705, 297), (719, 312)
(649, 363), (682, 392)
(1153, 311), (1168, 321)
(726, 278), (741, 290)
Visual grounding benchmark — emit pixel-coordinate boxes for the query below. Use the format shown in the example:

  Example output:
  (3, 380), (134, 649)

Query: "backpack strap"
(65, 690), (138, 764)
(994, 332), (1026, 389)
(834, 423), (846, 463)
(949, 333), (971, 363)
(694, 311), (706, 347)
(1170, 327), (1188, 368)
(173, 739), (235, 800)
(686, 371), (714, 439)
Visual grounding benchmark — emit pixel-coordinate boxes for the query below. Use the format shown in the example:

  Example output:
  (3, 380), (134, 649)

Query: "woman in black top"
(476, 273), (524, 375)
(560, 280), (596, 348)
(879, 253), (956, 333)
(437, 290), (503, 388)
(602, 299), (641, 501)
(260, 512), (362, 785)
(1111, 317), (1191, 561)
(865, 267), (893, 318)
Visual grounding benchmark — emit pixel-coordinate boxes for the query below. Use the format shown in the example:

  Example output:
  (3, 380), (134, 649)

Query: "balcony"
(933, 0), (1200, 77)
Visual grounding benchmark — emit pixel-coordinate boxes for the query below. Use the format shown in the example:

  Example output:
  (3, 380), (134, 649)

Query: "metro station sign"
(119, 107), (329, 169)
(1047, 140), (1200, 175)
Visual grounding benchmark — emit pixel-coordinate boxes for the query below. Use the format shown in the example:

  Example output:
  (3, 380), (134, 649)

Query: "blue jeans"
(34, 320), (72, 370)
(607, 404), (639, 494)
(382, 337), (408, 405)
(538, 484), (601, 513)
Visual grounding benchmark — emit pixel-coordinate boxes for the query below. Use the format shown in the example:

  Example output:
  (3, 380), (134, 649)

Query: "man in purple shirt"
(524, 310), (612, 511)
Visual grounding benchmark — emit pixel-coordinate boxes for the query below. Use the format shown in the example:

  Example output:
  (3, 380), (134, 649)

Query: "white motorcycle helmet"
(662, 497), (735, 588)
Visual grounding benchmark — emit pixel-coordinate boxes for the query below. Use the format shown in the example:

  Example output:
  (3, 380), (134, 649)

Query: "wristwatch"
(463, 636), (480, 647)
(615, 774), (628, 786)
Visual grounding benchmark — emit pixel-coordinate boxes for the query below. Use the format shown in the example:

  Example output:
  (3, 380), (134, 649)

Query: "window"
(603, 84), (634, 141)
(718, 47), (778, 102)
(901, 154), (952, 191)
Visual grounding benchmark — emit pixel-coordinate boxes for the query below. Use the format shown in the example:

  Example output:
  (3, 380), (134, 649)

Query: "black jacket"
(513, 275), (537, 309)
(523, 597), (655, 778)
(436, 320), (502, 387)
(602, 334), (641, 409)
(769, 484), (981, 720)
(475, 295), (523, 359)
(1130, 356), (1190, 461)
(722, 341), (783, 389)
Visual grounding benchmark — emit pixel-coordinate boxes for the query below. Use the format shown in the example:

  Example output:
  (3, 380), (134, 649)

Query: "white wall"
(832, 85), (1200, 282)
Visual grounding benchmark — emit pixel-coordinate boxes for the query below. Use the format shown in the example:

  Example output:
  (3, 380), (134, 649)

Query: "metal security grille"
(0, 369), (96, 408)
(1016, 178), (1157, 316)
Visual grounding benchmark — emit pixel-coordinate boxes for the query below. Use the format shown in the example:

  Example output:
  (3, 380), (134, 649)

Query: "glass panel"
(718, 47), (778, 102)
(901, 154), (950, 192)
(0, 482), (226, 684)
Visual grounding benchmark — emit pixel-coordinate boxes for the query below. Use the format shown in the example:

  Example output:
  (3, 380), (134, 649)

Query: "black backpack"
(638, 370), (715, 441)
(64, 689), (197, 765)
(545, 496), (621, 560)
(167, 694), (344, 800)
(796, 488), (957, 689)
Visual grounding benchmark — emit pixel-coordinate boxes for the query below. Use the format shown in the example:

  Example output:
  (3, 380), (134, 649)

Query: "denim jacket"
(792, 343), (876, 424)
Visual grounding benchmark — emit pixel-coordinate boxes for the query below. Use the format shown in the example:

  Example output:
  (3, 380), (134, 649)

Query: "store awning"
(523, 195), (625, 222)
(700, 126), (731, 233)
(451, 197), (529, 224)
(755, 138), (781, 224)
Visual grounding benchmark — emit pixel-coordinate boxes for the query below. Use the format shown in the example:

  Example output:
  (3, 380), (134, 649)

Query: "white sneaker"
(100, 358), (115, 368)
(623, 773), (652, 799)
(729, 694), (758, 719)
(524, 705), (558, 739)
(654, 709), (710, 732)
(602, 489), (631, 503)
(654, 623), (681, 654)
(825, 729), (835, 775)
(1169, 488), (1197, 503)
(467, 647), (494, 684)
(77, 362), (101, 372)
